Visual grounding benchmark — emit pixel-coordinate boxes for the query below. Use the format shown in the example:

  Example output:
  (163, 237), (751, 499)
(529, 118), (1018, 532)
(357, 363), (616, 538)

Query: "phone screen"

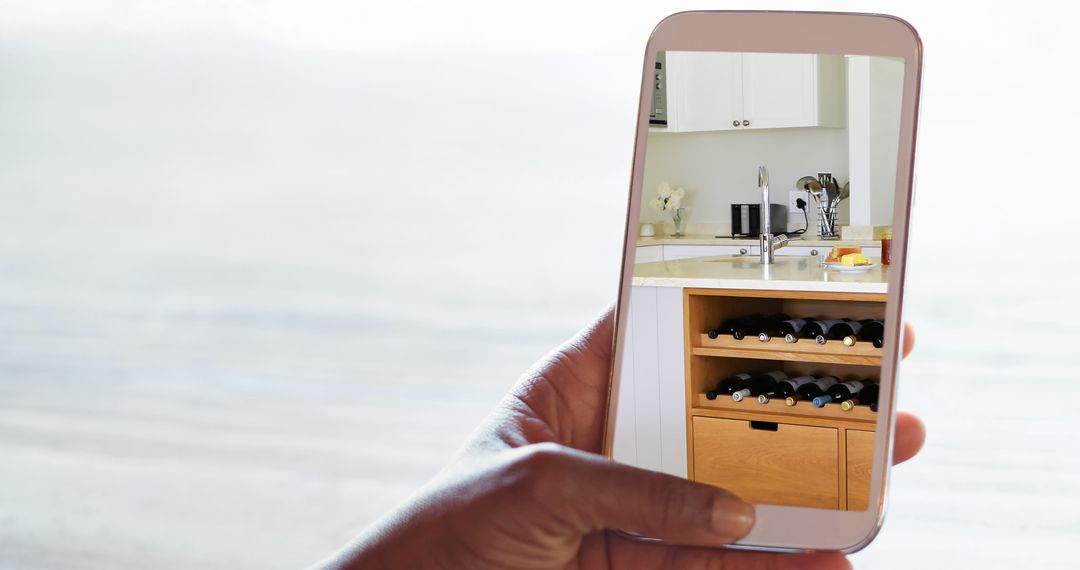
(612, 50), (905, 512)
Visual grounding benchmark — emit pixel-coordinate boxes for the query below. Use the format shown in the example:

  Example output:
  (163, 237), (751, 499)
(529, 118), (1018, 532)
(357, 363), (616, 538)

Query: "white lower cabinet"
(776, 245), (824, 257)
(635, 245), (663, 263)
(662, 244), (756, 261)
(635, 244), (882, 262)
(775, 245), (881, 258)
(612, 286), (688, 477)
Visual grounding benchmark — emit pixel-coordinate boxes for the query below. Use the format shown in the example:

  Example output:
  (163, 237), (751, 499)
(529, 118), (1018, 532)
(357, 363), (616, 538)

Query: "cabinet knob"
(732, 120), (740, 127)
(742, 120), (750, 126)
(811, 249), (819, 256)
(739, 248), (748, 255)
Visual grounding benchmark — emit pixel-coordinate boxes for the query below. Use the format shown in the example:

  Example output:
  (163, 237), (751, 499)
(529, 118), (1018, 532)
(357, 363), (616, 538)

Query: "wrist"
(308, 523), (406, 570)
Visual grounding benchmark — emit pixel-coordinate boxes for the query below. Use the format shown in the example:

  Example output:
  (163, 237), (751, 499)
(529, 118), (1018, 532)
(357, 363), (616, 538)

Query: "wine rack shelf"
(694, 333), (882, 366)
(691, 393), (875, 429)
(683, 287), (885, 511)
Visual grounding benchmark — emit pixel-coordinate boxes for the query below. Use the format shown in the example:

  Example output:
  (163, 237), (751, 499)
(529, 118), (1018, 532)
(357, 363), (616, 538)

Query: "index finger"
(902, 322), (915, 359)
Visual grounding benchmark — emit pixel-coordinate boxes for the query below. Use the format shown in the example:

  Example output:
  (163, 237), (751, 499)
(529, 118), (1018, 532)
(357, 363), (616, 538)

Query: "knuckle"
(504, 443), (573, 497)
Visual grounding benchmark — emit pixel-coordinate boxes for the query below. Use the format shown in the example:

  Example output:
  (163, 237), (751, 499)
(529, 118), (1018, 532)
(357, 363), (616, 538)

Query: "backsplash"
(640, 127), (850, 231)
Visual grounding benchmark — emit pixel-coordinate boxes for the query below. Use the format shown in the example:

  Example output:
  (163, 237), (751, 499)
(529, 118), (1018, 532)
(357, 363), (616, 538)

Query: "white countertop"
(636, 235), (882, 248)
(632, 255), (888, 293)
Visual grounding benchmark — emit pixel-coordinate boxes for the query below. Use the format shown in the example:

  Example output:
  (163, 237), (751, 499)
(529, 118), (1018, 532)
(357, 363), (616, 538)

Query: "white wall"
(870, 57), (904, 227)
(640, 127), (848, 232)
(847, 55), (904, 228)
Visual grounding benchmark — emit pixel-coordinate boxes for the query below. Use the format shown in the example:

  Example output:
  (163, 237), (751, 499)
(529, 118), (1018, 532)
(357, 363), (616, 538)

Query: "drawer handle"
(750, 421), (778, 431)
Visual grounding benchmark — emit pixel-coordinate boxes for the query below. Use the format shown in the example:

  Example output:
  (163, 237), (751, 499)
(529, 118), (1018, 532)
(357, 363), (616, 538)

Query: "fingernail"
(711, 494), (756, 539)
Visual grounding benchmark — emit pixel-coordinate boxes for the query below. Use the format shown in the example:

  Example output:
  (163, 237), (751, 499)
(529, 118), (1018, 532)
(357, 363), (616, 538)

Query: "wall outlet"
(788, 190), (806, 214)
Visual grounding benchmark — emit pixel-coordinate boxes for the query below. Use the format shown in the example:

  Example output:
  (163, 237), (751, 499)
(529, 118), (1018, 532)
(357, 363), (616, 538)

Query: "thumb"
(513, 444), (755, 545)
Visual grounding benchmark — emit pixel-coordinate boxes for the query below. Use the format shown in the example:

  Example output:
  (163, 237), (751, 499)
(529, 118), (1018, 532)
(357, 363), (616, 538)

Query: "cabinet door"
(742, 53), (844, 129)
(663, 244), (755, 261)
(774, 245), (882, 258)
(635, 245), (663, 263)
(846, 430), (875, 511)
(775, 245), (825, 258)
(692, 416), (839, 509)
(667, 51), (741, 132)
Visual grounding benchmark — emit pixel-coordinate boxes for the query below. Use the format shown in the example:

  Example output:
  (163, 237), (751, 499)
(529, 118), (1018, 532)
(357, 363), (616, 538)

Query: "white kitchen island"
(613, 255), (888, 480)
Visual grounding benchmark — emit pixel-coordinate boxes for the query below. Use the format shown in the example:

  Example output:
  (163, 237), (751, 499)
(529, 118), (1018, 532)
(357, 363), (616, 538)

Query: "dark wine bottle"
(779, 317), (817, 343)
(754, 313), (793, 342)
(804, 318), (853, 345)
(707, 316), (747, 339)
(730, 314), (780, 341)
(706, 314), (763, 340)
(705, 372), (753, 400)
(757, 375), (814, 404)
(784, 376), (838, 406)
(832, 320), (864, 346)
(812, 380), (867, 408)
(840, 382), (880, 411)
(840, 319), (877, 347)
(853, 320), (886, 348)
(731, 370), (788, 402)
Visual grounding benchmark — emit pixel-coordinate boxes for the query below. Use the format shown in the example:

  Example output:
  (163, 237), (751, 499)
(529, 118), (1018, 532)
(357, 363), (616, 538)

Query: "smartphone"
(604, 11), (921, 552)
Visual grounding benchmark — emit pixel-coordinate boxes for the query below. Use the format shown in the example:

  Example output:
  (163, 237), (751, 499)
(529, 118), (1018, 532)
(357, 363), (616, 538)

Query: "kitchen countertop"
(636, 234), (882, 248)
(632, 255), (888, 293)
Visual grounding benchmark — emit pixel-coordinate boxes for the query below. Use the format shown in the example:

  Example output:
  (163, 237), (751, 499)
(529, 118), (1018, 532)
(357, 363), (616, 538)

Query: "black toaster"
(730, 203), (788, 237)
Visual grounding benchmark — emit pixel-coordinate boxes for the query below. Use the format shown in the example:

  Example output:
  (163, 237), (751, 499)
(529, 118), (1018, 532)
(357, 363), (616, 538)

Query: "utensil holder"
(818, 207), (839, 239)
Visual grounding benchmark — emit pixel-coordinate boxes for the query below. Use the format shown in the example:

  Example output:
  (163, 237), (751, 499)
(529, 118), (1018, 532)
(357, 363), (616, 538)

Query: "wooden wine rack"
(695, 334), (882, 366)
(692, 393), (876, 428)
(684, 288), (886, 511)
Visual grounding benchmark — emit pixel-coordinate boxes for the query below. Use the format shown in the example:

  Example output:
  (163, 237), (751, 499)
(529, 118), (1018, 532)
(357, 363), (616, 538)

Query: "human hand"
(318, 307), (924, 570)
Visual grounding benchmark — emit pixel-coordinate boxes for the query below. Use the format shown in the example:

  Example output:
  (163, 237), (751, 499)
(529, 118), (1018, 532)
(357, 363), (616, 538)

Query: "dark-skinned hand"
(314, 308), (924, 570)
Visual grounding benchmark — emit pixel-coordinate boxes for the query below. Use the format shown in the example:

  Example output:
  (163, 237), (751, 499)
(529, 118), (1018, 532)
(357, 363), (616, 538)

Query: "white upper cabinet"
(663, 52), (845, 132)
(667, 52), (741, 132)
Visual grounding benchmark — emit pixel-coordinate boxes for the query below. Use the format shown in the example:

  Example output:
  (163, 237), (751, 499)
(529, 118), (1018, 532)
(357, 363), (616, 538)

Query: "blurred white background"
(1, 1), (1078, 568)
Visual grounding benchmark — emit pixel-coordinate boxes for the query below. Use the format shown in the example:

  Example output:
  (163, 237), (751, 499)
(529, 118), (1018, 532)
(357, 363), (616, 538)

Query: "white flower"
(673, 186), (686, 200)
(657, 182), (673, 199)
(650, 198), (664, 210)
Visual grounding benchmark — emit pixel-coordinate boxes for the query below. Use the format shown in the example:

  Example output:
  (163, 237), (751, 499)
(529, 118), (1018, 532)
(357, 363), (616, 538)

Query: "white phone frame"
(602, 10), (922, 553)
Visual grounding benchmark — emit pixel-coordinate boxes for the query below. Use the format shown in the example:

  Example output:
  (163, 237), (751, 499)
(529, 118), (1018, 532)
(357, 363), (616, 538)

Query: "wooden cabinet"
(663, 52), (845, 132)
(845, 430), (875, 511)
(684, 288), (883, 510)
(692, 417), (839, 509)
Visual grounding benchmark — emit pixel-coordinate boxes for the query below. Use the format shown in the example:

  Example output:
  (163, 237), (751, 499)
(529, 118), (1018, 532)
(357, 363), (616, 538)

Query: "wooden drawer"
(692, 416), (839, 509)
(846, 430), (875, 511)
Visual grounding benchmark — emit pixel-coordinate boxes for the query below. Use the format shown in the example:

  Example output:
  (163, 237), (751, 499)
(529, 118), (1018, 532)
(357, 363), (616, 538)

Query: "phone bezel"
(603, 10), (922, 553)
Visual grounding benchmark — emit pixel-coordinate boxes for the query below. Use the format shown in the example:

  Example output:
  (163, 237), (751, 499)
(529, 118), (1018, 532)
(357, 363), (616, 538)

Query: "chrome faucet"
(759, 165), (789, 264)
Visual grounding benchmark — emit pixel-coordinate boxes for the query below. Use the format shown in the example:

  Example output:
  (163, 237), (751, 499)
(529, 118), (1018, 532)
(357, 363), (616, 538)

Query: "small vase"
(671, 208), (685, 237)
